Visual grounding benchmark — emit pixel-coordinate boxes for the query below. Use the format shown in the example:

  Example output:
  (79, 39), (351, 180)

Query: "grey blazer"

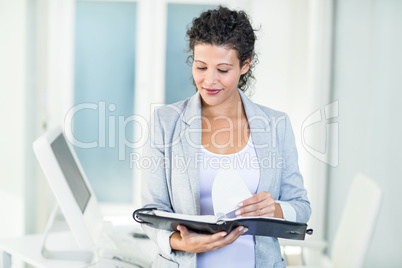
(141, 89), (311, 268)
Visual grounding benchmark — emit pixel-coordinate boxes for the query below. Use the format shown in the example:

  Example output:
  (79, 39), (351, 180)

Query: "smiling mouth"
(204, 88), (222, 95)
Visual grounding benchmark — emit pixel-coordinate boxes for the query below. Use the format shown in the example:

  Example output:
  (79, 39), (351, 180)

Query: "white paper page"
(212, 167), (252, 217)
(153, 210), (217, 223)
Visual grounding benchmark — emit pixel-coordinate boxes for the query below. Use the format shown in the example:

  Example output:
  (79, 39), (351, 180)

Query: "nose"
(205, 69), (217, 85)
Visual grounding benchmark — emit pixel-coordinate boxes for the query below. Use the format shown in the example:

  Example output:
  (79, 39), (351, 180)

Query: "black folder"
(133, 208), (312, 240)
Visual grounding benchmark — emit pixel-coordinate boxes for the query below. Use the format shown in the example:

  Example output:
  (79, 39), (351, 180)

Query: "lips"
(204, 88), (222, 95)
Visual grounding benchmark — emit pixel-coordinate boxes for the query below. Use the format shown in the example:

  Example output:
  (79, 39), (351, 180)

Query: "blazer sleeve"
(278, 113), (311, 223)
(140, 109), (177, 259)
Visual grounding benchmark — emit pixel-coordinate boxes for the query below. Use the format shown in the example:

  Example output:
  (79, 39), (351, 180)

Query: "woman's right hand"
(169, 225), (248, 253)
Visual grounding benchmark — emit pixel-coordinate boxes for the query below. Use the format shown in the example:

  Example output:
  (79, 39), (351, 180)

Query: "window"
(73, 1), (137, 202)
(165, 3), (216, 104)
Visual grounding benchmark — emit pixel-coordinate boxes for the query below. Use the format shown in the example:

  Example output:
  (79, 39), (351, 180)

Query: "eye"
(218, 69), (229, 73)
(196, 67), (207, 70)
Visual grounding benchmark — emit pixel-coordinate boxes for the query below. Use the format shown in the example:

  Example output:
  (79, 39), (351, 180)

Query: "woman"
(141, 6), (311, 268)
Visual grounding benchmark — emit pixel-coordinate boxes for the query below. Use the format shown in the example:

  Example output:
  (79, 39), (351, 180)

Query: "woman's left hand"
(235, 191), (283, 219)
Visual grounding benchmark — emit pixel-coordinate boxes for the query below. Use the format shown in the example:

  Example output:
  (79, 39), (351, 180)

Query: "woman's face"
(192, 44), (250, 108)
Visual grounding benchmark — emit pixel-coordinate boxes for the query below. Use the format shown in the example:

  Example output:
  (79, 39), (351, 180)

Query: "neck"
(201, 91), (245, 118)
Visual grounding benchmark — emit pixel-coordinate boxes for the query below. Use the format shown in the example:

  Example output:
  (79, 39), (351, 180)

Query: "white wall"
(328, 0), (402, 266)
(250, 0), (333, 242)
(0, 1), (29, 267)
(0, 0), (27, 238)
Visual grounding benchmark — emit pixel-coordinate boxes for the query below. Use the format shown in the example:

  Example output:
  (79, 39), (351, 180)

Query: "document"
(133, 208), (312, 240)
(212, 167), (253, 217)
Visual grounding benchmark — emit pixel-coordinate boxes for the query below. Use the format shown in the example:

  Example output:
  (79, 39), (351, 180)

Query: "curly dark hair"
(186, 6), (258, 92)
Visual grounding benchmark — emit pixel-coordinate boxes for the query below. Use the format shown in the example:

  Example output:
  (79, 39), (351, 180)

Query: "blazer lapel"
(180, 92), (202, 215)
(239, 90), (275, 193)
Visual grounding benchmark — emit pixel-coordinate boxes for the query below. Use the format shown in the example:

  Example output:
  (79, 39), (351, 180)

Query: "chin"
(199, 94), (226, 107)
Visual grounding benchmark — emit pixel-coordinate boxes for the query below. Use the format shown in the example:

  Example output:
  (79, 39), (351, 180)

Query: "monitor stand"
(41, 205), (94, 263)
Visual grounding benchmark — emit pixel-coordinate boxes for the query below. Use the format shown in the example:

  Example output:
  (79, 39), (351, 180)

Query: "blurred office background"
(0, 0), (401, 267)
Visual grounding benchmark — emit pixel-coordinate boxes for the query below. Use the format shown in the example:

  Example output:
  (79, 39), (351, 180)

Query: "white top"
(197, 135), (259, 268)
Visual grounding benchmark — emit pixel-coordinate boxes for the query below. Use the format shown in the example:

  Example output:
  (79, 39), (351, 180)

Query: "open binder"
(133, 208), (313, 240)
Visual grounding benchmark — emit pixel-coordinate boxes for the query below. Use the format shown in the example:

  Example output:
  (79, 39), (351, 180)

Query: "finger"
(210, 226), (247, 250)
(236, 198), (274, 216)
(177, 225), (190, 237)
(223, 226), (248, 243)
(176, 224), (185, 231)
(236, 203), (259, 216)
(239, 192), (271, 207)
(238, 194), (259, 207)
(211, 231), (228, 240)
(241, 203), (276, 217)
(179, 224), (227, 243)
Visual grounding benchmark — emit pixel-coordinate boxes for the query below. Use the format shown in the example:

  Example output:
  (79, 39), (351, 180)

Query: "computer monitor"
(33, 126), (103, 251)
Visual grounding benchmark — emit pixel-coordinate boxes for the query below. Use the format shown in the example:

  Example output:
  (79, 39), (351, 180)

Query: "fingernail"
(235, 210), (241, 216)
(239, 226), (244, 232)
(243, 228), (248, 233)
(238, 202), (243, 207)
(221, 232), (227, 237)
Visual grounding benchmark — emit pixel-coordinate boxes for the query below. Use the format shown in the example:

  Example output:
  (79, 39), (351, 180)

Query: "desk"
(0, 227), (158, 268)
(0, 232), (90, 268)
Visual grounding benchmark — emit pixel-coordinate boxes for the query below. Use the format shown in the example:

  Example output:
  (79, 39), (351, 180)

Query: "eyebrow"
(194, 60), (233, 67)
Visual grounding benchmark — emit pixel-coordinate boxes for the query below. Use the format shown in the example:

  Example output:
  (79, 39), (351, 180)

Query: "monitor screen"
(51, 134), (91, 213)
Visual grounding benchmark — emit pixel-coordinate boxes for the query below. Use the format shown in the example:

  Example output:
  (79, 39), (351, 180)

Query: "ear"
(240, 59), (251, 75)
